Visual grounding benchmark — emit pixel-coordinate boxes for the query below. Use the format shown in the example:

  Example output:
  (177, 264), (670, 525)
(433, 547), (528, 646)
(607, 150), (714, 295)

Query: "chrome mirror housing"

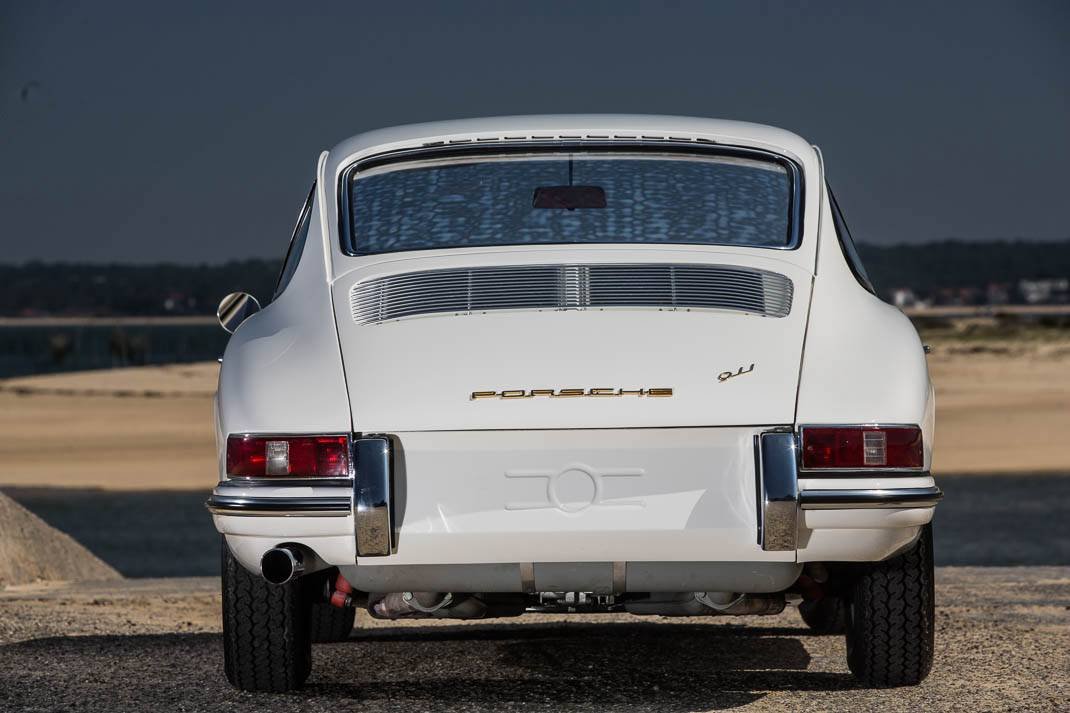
(217, 292), (261, 333)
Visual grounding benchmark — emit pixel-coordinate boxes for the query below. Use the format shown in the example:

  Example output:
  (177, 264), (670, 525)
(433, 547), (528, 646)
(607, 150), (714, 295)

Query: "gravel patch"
(0, 493), (119, 587)
(0, 568), (1067, 712)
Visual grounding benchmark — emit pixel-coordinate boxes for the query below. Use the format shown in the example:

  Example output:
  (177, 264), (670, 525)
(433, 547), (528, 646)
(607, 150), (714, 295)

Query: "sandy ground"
(0, 340), (1068, 490)
(0, 567), (1066, 712)
(927, 338), (1070, 474)
(0, 364), (218, 489)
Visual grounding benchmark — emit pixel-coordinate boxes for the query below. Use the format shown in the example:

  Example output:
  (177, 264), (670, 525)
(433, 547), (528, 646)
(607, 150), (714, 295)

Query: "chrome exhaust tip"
(260, 546), (305, 585)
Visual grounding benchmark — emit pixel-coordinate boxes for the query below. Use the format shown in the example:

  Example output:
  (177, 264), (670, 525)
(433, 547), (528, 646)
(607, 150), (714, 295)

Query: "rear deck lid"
(332, 249), (811, 431)
(329, 140), (814, 431)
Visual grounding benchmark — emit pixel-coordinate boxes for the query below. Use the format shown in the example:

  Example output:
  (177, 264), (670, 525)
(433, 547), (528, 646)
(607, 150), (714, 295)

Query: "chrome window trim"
(798, 486), (943, 510)
(826, 184), (877, 295)
(797, 423), (927, 474)
(272, 181), (317, 301)
(337, 140), (805, 257)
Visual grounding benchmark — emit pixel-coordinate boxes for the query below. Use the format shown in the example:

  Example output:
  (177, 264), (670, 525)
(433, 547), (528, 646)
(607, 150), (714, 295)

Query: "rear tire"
(221, 540), (311, 692)
(308, 570), (356, 643)
(845, 524), (935, 687)
(309, 602), (355, 642)
(799, 596), (847, 634)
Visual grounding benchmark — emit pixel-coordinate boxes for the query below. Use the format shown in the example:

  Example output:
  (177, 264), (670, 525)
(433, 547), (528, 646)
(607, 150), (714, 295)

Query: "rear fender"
(795, 194), (934, 468)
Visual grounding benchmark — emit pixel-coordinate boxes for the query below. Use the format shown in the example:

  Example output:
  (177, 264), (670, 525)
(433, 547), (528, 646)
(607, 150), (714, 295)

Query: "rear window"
(343, 149), (797, 255)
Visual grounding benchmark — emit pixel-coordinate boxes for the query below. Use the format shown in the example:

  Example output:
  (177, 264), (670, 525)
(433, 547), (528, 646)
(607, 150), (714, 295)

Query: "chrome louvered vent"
(350, 263), (793, 325)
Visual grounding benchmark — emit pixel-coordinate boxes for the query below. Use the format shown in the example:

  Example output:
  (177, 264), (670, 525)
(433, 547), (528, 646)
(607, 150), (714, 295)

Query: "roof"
(324, 114), (815, 178)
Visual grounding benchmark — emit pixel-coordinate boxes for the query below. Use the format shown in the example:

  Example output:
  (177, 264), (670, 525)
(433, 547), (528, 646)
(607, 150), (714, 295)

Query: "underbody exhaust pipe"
(697, 591), (786, 616)
(260, 546), (305, 585)
(625, 592), (785, 616)
(369, 592), (525, 620)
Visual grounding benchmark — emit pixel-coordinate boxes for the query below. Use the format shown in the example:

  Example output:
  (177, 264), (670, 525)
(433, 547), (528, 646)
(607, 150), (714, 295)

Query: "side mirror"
(217, 292), (261, 333)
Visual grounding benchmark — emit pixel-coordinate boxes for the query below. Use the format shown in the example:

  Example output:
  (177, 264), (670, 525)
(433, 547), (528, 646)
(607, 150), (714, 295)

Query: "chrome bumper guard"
(756, 432), (799, 552)
(353, 436), (394, 557)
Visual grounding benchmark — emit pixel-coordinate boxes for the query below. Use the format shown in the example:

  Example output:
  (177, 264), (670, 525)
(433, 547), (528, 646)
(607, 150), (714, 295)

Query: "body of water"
(3, 474), (1067, 577)
(0, 319), (227, 378)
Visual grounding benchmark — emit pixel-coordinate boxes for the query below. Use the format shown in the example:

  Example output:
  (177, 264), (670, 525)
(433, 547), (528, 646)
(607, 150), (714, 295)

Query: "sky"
(1, 0), (1068, 264)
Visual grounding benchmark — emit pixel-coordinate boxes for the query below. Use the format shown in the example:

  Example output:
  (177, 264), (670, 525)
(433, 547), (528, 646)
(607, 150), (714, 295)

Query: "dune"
(0, 492), (120, 587)
(0, 362), (218, 397)
(927, 338), (1070, 474)
(0, 362), (221, 487)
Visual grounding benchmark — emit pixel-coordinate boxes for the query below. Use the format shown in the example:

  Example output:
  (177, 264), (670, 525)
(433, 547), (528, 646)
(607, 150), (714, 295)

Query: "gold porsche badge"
(471, 388), (673, 400)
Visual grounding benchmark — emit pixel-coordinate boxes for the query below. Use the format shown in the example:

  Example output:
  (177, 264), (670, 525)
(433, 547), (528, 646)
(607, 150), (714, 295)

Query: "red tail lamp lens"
(800, 426), (923, 469)
(226, 435), (349, 477)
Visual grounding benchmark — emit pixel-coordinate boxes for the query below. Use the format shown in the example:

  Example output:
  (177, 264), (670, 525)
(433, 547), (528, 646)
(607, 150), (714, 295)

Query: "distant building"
(1018, 278), (1069, 304)
(933, 286), (985, 306)
(985, 282), (1011, 305)
(162, 291), (198, 313)
(890, 287), (917, 308)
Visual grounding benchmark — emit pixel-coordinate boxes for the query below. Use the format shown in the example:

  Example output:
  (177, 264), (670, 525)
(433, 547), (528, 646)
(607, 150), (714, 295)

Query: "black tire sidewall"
(221, 539), (313, 692)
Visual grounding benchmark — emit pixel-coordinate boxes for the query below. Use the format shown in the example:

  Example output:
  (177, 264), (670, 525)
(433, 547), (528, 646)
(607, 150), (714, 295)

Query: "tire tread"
(846, 524), (935, 687)
(221, 541), (311, 692)
(309, 601), (355, 643)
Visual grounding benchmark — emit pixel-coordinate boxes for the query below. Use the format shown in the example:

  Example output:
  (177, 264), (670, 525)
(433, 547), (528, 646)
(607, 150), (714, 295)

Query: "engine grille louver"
(350, 263), (793, 325)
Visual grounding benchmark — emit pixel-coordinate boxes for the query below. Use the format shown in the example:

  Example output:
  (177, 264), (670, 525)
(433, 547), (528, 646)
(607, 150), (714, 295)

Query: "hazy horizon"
(0, 236), (1061, 269)
(3, 1), (1068, 265)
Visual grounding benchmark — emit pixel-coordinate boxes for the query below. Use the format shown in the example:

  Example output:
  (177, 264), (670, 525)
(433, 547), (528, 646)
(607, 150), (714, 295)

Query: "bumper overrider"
(206, 431), (941, 557)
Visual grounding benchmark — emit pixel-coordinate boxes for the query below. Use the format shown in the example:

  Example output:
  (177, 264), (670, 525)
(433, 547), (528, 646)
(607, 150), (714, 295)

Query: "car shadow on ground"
(0, 622), (859, 712)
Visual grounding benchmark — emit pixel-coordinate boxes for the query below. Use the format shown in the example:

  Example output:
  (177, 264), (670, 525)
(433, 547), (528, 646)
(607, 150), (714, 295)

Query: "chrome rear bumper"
(798, 486), (943, 510)
(205, 492), (350, 517)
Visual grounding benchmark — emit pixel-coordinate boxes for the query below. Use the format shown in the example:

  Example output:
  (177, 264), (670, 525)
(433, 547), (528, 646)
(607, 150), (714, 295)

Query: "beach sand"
(0, 364), (218, 490)
(0, 341), (1067, 490)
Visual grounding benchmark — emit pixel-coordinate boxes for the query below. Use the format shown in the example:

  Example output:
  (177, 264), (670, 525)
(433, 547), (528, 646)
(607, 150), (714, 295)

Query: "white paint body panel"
(385, 427), (789, 564)
(212, 115), (937, 590)
(334, 249), (812, 431)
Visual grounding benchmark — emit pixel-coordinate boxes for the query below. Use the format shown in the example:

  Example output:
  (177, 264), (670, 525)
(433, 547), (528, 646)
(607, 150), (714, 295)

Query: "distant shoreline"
(0, 316), (217, 327)
(902, 305), (1070, 318)
(1, 305), (1069, 326)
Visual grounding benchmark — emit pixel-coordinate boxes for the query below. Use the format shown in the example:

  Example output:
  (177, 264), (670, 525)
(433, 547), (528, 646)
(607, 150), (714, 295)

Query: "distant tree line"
(857, 240), (1070, 294)
(0, 241), (1066, 316)
(0, 260), (278, 317)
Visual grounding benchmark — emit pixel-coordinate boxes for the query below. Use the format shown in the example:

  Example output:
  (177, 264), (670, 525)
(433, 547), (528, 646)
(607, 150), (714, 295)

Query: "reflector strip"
(862, 431), (886, 466)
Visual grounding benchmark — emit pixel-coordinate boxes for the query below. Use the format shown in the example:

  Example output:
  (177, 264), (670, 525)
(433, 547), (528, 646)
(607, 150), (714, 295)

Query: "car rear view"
(207, 115), (940, 693)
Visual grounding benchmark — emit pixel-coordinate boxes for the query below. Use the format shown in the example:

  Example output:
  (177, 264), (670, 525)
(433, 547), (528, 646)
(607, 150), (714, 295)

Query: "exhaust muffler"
(260, 546), (305, 585)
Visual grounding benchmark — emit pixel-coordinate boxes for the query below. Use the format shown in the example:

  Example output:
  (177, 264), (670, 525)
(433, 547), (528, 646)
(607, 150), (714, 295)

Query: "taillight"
(226, 435), (350, 477)
(800, 426), (923, 470)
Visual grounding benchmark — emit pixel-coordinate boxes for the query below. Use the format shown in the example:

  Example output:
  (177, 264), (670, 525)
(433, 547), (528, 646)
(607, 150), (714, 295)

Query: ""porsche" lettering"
(471, 388), (673, 400)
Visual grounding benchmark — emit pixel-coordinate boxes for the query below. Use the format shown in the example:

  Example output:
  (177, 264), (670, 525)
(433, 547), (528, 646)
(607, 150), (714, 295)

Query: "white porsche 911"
(207, 115), (940, 692)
